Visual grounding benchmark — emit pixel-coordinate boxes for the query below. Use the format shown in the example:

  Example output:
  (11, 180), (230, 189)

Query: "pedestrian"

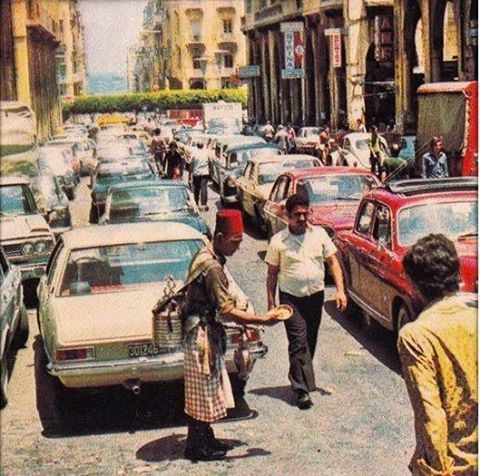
(286, 123), (296, 152)
(150, 128), (167, 175)
(398, 233), (477, 476)
(189, 142), (210, 210)
(367, 125), (387, 177)
(164, 141), (183, 180)
(421, 136), (449, 179)
(355, 117), (367, 133)
(381, 143), (409, 181)
(265, 193), (347, 409)
(183, 209), (275, 461)
(316, 126), (331, 165)
(273, 125), (289, 153)
(263, 121), (275, 142)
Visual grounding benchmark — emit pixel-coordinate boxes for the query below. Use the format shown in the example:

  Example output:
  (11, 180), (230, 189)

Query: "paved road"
(1, 177), (414, 475)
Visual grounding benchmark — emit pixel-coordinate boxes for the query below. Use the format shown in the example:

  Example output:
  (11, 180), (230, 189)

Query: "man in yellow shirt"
(398, 234), (477, 475)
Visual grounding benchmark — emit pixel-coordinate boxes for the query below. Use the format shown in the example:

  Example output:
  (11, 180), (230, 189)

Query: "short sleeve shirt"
(265, 225), (337, 297)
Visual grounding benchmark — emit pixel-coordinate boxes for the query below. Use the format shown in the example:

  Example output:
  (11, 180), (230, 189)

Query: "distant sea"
(87, 73), (128, 95)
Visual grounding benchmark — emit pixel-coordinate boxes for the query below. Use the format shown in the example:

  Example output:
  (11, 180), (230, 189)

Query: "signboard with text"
(281, 22), (304, 80)
(331, 30), (342, 68)
(238, 65), (261, 79)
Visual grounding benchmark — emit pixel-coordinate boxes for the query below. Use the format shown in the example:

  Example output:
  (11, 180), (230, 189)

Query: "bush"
(63, 89), (248, 116)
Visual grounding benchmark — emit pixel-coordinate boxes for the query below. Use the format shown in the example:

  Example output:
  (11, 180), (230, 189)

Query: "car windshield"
(301, 128), (321, 137)
(59, 239), (203, 296)
(0, 185), (37, 215)
(398, 201), (478, 247)
(38, 154), (70, 174)
(301, 175), (378, 204)
(258, 159), (316, 184)
(109, 186), (190, 221)
(97, 146), (132, 160)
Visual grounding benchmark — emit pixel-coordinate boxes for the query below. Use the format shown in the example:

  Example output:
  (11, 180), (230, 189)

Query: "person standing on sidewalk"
(189, 142), (210, 211)
(421, 136), (449, 179)
(265, 193), (347, 409)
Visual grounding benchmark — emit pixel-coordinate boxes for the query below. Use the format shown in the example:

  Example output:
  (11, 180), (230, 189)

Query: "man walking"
(150, 128), (167, 175)
(189, 142), (210, 210)
(368, 125), (387, 177)
(265, 193), (347, 409)
(398, 234), (477, 476)
(421, 137), (449, 179)
(164, 141), (183, 179)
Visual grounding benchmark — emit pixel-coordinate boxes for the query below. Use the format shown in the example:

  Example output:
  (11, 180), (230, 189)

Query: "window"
(271, 176), (289, 202)
(372, 205), (392, 247)
(356, 201), (375, 235)
(191, 20), (201, 40)
(224, 54), (234, 68)
(223, 19), (233, 33)
(193, 57), (201, 69)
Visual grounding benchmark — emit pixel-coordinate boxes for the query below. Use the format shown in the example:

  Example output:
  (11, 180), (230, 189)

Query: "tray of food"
(266, 304), (294, 321)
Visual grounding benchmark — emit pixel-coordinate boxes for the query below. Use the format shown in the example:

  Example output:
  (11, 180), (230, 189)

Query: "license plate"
(126, 343), (172, 358)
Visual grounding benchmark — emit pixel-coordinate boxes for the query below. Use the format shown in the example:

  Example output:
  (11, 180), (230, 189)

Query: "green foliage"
(63, 89), (248, 116)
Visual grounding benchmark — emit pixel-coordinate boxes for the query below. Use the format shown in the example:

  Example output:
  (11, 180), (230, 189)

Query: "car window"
(372, 205), (392, 247)
(0, 185), (38, 215)
(47, 239), (65, 286)
(343, 138), (350, 150)
(272, 176), (289, 202)
(243, 162), (253, 179)
(356, 201), (375, 236)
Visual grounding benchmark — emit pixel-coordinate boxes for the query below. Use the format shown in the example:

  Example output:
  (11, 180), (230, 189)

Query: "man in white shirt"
(265, 193), (347, 409)
(189, 142), (210, 210)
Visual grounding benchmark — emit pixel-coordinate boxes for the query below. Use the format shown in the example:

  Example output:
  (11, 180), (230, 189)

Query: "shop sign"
(238, 65), (261, 78)
(374, 15), (394, 63)
(281, 68), (304, 79)
(282, 22), (304, 79)
(331, 30), (342, 68)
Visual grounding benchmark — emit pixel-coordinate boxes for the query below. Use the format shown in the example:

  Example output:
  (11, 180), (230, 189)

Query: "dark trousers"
(370, 152), (382, 176)
(279, 290), (324, 393)
(192, 175), (209, 206)
(154, 151), (165, 175)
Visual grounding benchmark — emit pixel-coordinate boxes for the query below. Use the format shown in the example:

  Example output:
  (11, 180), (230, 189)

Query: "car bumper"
(47, 342), (267, 388)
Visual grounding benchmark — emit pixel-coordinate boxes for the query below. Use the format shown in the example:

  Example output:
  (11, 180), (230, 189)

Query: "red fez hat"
(215, 209), (244, 237)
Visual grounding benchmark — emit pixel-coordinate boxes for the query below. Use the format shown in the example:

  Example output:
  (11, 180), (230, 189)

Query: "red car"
(263, 167), (379, 240)
(335, 178), (478, 333)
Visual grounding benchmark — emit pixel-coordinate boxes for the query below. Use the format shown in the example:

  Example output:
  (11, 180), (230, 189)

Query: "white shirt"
(190, 148), (210, 176)
(265, 225), (337, 297)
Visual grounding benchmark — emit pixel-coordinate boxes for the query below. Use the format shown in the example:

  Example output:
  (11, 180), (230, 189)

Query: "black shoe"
(184, 446), (226, 462)
(296, 391), (313, 410)
(206, 426), (234, 452)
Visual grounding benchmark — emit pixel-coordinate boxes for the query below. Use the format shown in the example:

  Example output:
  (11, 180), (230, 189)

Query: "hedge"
(63, 89), (248, 116)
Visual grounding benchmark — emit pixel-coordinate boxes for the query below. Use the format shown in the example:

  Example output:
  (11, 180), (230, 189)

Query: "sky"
(78, 0), (147, 77)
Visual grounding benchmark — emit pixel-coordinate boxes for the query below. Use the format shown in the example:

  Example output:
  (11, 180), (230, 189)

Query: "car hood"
(52, 287), (176, 345)
(309, 203), (359, 230)
(0, 214), (51, 240)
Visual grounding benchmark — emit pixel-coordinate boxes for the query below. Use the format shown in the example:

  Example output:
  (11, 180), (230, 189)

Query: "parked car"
(335, 177), (478, 333)
(36, 222), (266, 420)
(294, 127), (322, 155)
(217, 144), (283, 206)
(236, 154), (322, 231)
(0, 248), (29, 408)
(89, 159), (156, 223)
(339, 132), (389, 169)
(60, 124), (89, 139)
(264, 167), (379, 239)
(398, 135), (416, 175)
(0, 177), (56, 304)
(46, 137), (91, 176)
(99, 180), (211, 238)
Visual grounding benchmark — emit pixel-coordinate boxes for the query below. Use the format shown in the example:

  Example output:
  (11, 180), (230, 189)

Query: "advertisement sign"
(238, 65), (261, 79)
(374, 15), (394, 63)
(281, 22), (304, 79)
(331, 31), (342, 68)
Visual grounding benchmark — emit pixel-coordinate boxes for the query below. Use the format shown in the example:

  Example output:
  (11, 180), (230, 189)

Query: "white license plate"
(126, 343), (172, 358)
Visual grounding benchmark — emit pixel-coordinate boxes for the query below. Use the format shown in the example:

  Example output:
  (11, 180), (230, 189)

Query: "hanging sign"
(281, 22), (304, 79)
(331, 30), (342, 68)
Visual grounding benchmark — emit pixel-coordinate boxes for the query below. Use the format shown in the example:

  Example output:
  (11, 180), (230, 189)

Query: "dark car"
(99, 180), (211, 238)
(89, 159), (156, 223)
(335, 178), (478, 334)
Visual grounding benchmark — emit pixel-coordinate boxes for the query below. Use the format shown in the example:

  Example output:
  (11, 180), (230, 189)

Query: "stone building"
(134, 0), (246, 91)
(242, 0), (476, 132)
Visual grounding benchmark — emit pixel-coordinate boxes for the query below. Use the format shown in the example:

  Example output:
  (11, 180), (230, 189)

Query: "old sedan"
(37, 223), (266, 414)
(335, 177), (478, 333)
(236, 154), (322, 231)
(294, 127), (322, 155)
(99, 180), (211, 238)
(339, 132), (389, 169)
(263, 167), (379, 239)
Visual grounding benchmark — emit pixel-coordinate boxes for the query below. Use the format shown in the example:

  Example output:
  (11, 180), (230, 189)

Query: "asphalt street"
(1, 177), (414, 475)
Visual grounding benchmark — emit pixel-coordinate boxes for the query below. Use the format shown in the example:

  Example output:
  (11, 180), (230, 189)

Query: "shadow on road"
(324, 300), (401, 374)
(249, 385), (296, 407)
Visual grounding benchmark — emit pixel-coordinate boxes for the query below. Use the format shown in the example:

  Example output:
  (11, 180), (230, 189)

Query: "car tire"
(14, 305), (29, 349)
(0, 353), (9, 409)
(65, 187), (75, 201)
(396, 304), (412, 335)
(89, 206), (98, 224)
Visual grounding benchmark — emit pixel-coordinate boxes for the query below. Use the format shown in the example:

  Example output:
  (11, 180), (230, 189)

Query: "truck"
(415, 81), (478, 177)
(202, 101), (243, 134)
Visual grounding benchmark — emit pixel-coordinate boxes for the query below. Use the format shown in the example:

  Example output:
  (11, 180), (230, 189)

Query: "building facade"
(133, 0), (246, 91)
(243, 0), (477, 132)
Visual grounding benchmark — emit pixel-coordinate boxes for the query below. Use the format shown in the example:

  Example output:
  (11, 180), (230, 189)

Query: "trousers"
(192, 175), (209, 206)
(279, 290), (325, 393)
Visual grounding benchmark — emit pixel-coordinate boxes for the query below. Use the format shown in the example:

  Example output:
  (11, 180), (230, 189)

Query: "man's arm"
(266, 264), (279, 311)
(325, 254), (347, 311)
(442, 155), (449, 177)
(421, 155), (428, 179)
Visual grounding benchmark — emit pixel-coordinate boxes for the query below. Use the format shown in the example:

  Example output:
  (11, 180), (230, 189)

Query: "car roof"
(0, 176), (30, 186)
(61, 222), (205, 249)
(282, 166), (377, 180)
(249, 154), (317, 165)
(107, 179), (187, 192)
(228, 143), (280, 153)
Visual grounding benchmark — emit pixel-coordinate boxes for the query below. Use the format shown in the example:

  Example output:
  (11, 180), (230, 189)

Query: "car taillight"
(231, 329), (262, 344)
(56, 347), (94, 361)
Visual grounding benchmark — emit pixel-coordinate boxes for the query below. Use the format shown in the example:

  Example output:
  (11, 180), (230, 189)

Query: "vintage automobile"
(0, 177), (56, 301)
(335, 177), (478, 333)
(237, 154), (322, 231)
(339, 132), (389, 169)
(263, 167), (379, 240)
(216, 144), (283, 206)
(37, 222), (266, 414)
(60, 124), (89, 140)
(294, 127), (322, 155)
(0, 248), (29, 408)
(99, 180), (211, 238)
(46, 136), (92, 177)
(89, 159), (156, 223)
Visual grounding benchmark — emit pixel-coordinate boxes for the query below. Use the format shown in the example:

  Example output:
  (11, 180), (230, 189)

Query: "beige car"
(236, 154), (322, 230)
(37, 222), (266, 415)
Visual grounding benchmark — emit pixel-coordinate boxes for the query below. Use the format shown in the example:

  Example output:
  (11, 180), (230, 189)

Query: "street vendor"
(182, 209), (274, 462)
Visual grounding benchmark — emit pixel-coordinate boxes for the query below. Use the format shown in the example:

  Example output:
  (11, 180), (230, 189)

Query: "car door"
(264, 175), (290, 235)
(237, 162), (253, 211)
(0, 251), (17, 352)
(242, 163), (259, 217)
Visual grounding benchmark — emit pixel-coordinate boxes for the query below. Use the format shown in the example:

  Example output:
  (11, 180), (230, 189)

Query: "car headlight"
(21, 242), (34, 256)
(34, 241), (48, 254)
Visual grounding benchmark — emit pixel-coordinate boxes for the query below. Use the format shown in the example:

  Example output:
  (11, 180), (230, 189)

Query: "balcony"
(26, 0), (60, 42)
(185, 7), (203, 16)
(219, 32), (235, 41)
(217, 6), (235, 14)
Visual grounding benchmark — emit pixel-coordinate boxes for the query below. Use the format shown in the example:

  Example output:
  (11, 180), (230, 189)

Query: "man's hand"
(335, 290), (348, 311)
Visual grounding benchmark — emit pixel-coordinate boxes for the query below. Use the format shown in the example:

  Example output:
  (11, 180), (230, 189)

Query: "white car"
(340, 132), (389, 169)
(294, 127), (322, 154)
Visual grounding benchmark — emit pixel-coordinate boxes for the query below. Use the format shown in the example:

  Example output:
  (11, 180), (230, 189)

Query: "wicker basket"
(152, 311), (183, 349)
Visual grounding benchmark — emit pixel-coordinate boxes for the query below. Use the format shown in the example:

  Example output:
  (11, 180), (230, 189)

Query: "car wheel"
(65, 187), (75, 201)
(0, 353), (9, 409)
(89, 206), (98, 224)
(396, 304), (412, 335)
(14, 305), (29, 349)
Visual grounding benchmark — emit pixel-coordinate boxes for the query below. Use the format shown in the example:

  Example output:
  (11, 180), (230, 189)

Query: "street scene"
(0, 0), (478, 475)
